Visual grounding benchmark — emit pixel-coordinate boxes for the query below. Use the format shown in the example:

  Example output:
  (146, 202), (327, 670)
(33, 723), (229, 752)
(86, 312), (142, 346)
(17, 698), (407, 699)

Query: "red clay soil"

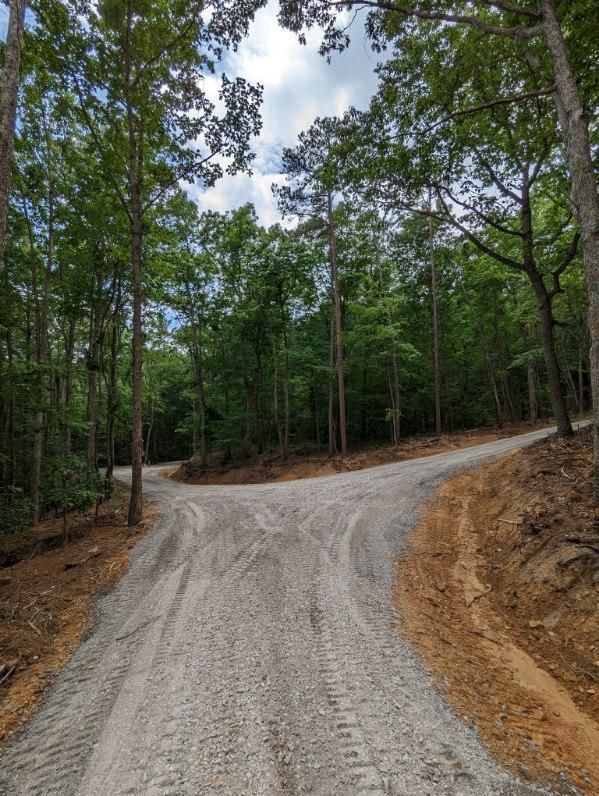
(173, 419), (557, 486)
(397, 427), (598, 795)
(0, 487), (154, 745)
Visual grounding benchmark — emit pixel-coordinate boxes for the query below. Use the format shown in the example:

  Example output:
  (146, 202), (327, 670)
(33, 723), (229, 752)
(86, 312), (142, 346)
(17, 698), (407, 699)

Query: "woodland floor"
(397, 425), (599, 795)
(173, 417), (559, 485)
(0, 488), (154, 745)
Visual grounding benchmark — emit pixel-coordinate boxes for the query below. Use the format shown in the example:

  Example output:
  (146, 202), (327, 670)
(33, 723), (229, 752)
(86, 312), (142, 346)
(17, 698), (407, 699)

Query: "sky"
(0, 2), (381, 228)
(188, 3), (381, 227)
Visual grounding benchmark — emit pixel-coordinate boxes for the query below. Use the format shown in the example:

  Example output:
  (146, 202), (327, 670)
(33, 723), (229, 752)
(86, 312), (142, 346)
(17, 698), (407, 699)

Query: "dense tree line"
(0, 0), (596, 532)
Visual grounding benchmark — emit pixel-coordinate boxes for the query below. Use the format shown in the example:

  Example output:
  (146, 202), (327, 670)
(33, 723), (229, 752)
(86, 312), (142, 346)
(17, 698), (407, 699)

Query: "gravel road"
(2, 426), (578, 795)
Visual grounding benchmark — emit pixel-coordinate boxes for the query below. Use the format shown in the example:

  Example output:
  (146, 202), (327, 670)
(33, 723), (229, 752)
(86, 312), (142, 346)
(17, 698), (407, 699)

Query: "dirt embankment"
(173, 419), (556, 486)
(0, 487), (154, 745)
(397, 427), (598, 794)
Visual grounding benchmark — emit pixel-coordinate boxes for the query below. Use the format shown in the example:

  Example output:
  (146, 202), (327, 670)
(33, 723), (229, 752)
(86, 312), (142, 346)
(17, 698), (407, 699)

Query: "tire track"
(1, 430), (562, 795)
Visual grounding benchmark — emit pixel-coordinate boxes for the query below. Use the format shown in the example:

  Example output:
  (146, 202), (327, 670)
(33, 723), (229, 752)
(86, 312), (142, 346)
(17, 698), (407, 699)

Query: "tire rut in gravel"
(0, 427), (569, 795)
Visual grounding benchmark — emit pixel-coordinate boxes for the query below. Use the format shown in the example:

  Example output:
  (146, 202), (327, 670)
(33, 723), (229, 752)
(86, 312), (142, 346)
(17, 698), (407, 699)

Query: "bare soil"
(397, 426), (599, 795)
(0, 487), (153, 745)
(173, 419), (556, 485)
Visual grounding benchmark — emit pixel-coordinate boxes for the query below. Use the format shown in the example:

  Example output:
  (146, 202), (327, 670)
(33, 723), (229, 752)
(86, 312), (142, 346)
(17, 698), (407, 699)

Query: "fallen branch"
(0, 663), (16, 686)
(63, 545), (101, 571)
(116, 614), (162, 641)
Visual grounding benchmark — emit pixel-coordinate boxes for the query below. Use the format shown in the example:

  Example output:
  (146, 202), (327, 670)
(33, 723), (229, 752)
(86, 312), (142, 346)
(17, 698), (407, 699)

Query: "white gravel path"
(2, 425), (583, 795)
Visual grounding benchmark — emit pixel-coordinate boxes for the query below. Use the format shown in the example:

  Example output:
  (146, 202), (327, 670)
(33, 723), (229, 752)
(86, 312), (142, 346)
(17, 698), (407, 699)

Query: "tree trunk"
(86, 299), (101, 473)
(327, 311), (336, 457)
(127, 183), (144, 525)
(31, 410), (43, 522)
(527, 362), (539, 422)
(561, 350), (581, 413)
(186, 295), (208, 467)
(105, 276), (122, 486)
(2, 288), (16, 485)
(25, 206), (41, 523)
(360, 360), (368, 442)
(0, 0), (26, 272)
(521, 166), (573, 437)
(63, 317), (75, 457)
(377, 253), (400, 446)
(144, 395), (154, 466)
(25, 192), (52, 525)
(578, 339), (585, 412)
(532, 276), (573, 436)
(105, 313), (119, 486)
(541, 0), (599, 495)
(428, 192), (442, 435)
(125, 71), (144, 523)
(501, 375), (518, 424)
(389, 354), (401, 446)
(327, 191), (347, 455)
(519, 323), (538, 423)
(272, 338), (284, 459)
(282, 318), (290, 460)
(313, 374), (321, 451)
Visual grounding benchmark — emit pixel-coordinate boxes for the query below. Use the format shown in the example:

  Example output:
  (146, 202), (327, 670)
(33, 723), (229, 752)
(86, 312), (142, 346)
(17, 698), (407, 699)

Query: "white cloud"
(189, 2), (380, 226)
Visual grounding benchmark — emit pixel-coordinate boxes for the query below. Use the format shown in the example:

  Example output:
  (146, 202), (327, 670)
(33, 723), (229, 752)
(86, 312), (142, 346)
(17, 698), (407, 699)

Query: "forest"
(0, 0), (597, 532)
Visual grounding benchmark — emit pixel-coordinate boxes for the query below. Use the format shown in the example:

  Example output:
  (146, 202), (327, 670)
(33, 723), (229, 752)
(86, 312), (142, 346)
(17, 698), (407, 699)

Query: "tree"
(330, 19), (578, 436)
(57, 0), (262, 524)
(276, 116), (349, 455)
(279, 0), (599, 492)
(0, 0), (27, 272)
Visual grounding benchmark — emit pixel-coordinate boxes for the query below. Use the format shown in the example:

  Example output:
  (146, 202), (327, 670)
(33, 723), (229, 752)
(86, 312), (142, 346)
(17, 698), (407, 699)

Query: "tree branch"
(130, 7), (202, 90)
(328, 1), (542, 39)
(478, 1), (541, 20)
(534, 212), (573, 248)
(141, 147), (224, 213)
(473, 147), (523, 205)
(549, 231), (580, 298)
(436, 183), (524, 238)
(529, 138), (551, 185)
(433, 188), (526, 270)
(421, 86), (556, 133)
(69, 73), (132, 223)
(384, 186), (524, 270)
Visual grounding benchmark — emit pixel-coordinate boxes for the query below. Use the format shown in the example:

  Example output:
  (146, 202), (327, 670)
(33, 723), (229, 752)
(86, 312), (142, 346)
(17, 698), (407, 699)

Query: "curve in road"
(2, 426), (576, 795)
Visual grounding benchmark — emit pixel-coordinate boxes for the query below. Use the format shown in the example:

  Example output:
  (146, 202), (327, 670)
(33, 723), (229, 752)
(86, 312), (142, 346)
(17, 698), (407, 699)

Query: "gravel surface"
(2, 426), (579, 795)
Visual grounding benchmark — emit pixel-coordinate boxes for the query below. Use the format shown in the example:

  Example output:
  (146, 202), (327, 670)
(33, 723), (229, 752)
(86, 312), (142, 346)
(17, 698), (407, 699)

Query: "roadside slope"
(397, 427), (598, 794)
(0, 488), (153, 746)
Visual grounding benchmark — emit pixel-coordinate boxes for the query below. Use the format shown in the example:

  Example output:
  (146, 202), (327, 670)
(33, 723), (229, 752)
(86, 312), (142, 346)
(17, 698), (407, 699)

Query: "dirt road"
(2, 426), (578, 795)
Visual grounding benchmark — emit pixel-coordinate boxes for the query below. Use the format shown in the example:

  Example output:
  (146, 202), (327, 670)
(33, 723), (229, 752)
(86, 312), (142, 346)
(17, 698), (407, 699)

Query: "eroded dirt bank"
(0, 488), (153, 745)
(397, 427), (598, 794)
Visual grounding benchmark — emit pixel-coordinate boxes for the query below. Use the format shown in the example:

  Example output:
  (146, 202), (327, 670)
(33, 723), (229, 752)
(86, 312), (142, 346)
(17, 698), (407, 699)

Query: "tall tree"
(280, 0), (599, 492)
(276, 116), (349, 455)
(0, 0), (26, 271)
(58, 0), (262, 523)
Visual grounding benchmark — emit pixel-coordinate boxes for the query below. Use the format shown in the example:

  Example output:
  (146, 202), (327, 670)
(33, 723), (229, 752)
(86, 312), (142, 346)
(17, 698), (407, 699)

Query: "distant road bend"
(3, 426), (578, 795)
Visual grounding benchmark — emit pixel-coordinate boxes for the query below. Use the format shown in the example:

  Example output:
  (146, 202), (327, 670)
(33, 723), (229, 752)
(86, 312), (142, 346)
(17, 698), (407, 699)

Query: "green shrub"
(44, 456), (104, 518)
(0, 487), (32, 536)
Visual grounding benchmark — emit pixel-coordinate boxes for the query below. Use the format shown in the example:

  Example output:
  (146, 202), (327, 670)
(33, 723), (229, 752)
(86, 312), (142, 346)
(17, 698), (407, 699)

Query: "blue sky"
(2, 2), (380, 227)
(187, 3), (380, 226)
